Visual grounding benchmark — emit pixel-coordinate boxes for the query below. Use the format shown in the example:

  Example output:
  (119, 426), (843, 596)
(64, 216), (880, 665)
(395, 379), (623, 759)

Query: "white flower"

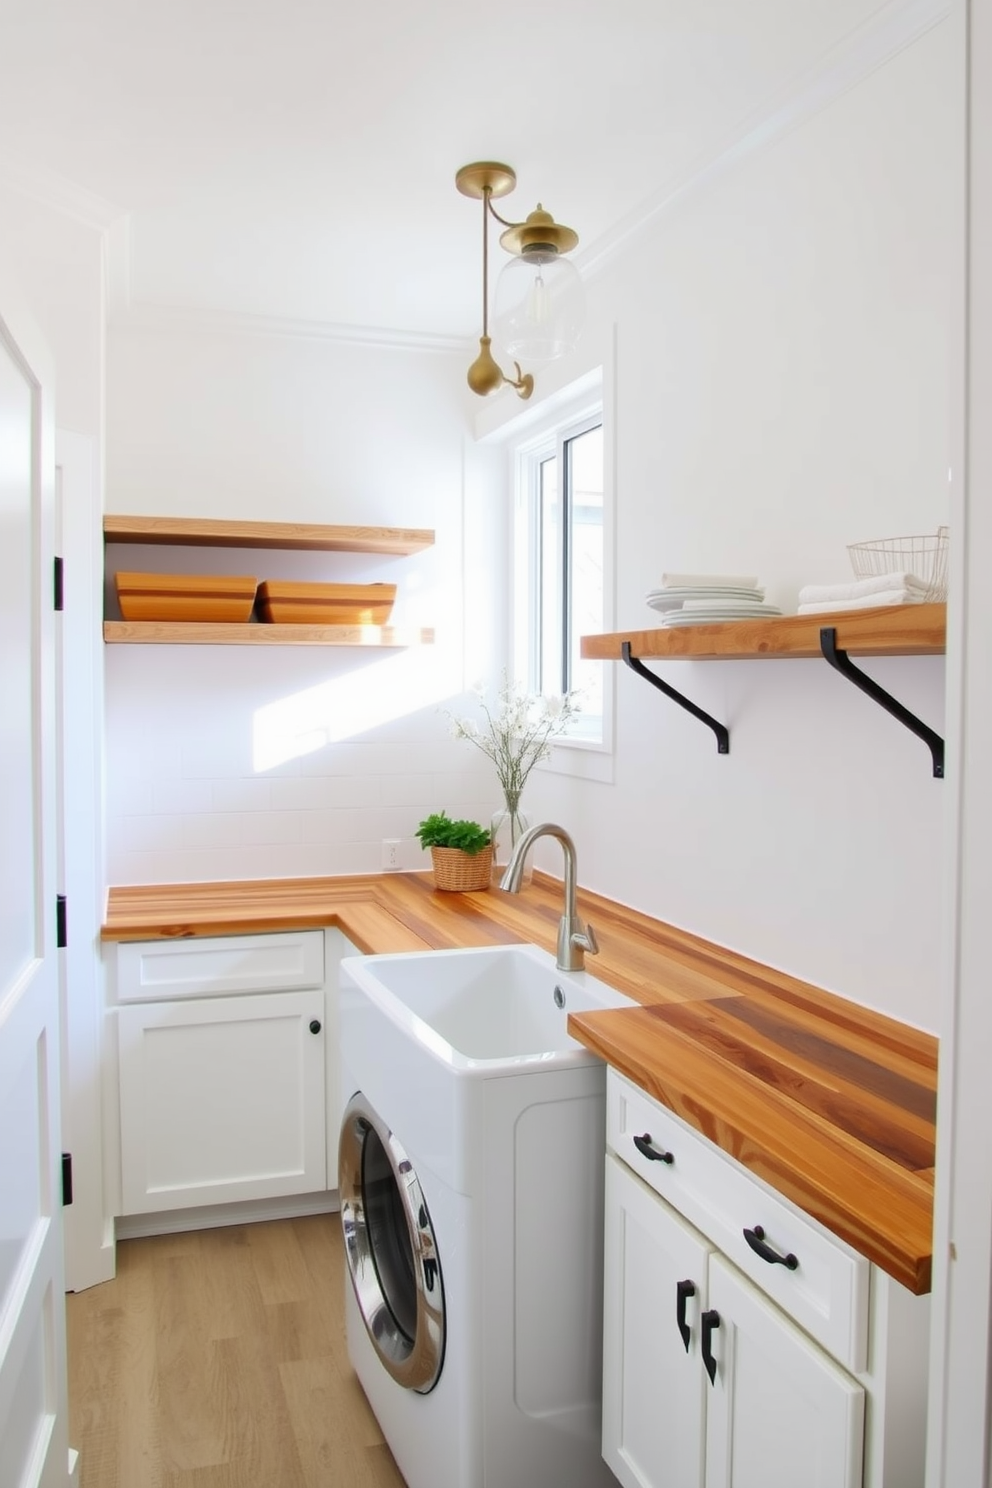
(446, 674), (581, 807)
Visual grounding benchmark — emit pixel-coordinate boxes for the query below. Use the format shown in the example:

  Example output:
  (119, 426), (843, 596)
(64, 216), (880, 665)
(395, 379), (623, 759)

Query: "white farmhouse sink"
(341, 942), (632, 1069)
(338, 943), (635, 1192)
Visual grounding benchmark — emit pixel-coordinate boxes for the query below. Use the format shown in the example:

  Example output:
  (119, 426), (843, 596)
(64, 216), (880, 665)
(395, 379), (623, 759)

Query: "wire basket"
(430, 845), (493, 892)
(847, 525), (949, 602)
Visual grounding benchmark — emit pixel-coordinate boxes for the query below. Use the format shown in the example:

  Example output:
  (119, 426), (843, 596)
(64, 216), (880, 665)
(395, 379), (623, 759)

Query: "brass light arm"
(456, 160), (578, 403)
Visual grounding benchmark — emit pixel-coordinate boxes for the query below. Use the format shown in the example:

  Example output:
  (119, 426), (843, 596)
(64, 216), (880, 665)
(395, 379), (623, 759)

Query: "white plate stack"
(646, 573), (782, 626)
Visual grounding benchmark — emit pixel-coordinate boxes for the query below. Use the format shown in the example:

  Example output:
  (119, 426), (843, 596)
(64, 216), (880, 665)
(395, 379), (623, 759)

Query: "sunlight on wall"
(253, 650), (455, 772)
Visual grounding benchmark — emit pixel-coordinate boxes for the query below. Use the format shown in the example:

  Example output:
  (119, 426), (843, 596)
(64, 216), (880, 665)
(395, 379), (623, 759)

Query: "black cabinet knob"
(309, 1019), (322, 1035)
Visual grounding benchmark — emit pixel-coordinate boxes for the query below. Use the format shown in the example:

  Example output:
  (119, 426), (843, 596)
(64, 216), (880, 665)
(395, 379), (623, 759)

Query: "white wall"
(0, 188), (104, 436)
(103, 20), (954, 1031)
(104, 324), (505, 883)
(514, 18), (955, 1031)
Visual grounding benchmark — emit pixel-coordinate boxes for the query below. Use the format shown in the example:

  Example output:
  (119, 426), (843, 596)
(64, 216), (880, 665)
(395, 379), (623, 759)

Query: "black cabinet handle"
(743, 1224), (798, 1270)
(701, 1309), (720, 1384)
(309, 1019), (322, 1034)
(676, 1279), (695, 1352)
(633, 1132), (674, 1164)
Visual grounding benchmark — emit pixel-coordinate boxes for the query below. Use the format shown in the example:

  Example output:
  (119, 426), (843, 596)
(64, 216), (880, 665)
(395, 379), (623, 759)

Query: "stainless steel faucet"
(499, 822), (599, 972)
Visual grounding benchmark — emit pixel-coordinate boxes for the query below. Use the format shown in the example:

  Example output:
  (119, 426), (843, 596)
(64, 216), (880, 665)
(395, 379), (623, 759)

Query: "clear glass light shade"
(492, 251), (584, 364)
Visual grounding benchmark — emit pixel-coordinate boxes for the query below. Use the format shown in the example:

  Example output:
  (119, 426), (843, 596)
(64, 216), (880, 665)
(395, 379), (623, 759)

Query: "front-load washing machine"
(337, 945), (621, 1488)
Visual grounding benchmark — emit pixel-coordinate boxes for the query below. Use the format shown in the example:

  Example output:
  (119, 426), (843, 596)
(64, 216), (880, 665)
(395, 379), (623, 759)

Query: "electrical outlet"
(382, 839), (401, 871)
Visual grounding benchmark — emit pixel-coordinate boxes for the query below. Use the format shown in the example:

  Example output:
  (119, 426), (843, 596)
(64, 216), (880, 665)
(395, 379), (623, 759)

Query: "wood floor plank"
(68, 1217), (404, 1488)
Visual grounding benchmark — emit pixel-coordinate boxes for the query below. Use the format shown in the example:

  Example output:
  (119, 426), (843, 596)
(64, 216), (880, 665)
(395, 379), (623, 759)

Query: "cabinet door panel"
(704, 1255), (864, 1488)
(603, 1155), (709, 1488)
(119, 989), (326, 1212)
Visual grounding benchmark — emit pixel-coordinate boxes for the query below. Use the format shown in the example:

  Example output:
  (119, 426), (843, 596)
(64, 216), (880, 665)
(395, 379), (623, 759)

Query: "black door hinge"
(54, 555), (64, 612)
(62, 1153), (73, 1206)
(56, 894), (67, 949)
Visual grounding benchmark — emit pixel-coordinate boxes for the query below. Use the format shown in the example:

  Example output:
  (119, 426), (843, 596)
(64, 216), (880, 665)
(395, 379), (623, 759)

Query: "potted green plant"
(415, 811), (494, 892)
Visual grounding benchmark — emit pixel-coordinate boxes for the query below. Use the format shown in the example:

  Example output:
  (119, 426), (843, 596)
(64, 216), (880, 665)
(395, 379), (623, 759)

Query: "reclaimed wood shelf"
(580, 602), (946, 662)
(103, 514), (435, 555)
(584, 603), (947, 774)
(104, 621), (435, 646)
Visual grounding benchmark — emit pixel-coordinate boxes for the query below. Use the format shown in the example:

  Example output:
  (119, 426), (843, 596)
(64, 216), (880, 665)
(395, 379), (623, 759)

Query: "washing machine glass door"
(339, 1092), (445, 1393)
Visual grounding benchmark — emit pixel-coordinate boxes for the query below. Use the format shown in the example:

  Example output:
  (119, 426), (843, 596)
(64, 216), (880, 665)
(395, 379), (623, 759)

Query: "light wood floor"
(66, 1215), (407, 1488)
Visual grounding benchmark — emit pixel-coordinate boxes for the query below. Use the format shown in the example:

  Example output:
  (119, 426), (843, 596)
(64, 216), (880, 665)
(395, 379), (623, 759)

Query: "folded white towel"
(658, 573), (759, 591)
(797, 571), (930, 605)
(797, 590), (928, 614)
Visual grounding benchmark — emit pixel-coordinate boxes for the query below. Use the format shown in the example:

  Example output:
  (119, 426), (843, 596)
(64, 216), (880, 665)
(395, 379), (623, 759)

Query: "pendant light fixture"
(456, 162), (583, 400)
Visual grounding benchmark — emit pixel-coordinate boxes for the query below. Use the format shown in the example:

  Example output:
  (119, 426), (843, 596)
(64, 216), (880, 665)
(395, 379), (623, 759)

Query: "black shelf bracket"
(621, 642), (730, 754)
(819, 627), (944, 779)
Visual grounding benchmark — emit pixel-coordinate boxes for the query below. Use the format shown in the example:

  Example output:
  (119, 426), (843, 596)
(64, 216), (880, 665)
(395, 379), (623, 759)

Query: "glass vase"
(490, 796), (532, 884)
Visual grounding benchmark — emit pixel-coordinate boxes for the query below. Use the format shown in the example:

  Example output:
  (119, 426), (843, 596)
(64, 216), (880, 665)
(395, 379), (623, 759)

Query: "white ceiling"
(1, 0), (920, 343)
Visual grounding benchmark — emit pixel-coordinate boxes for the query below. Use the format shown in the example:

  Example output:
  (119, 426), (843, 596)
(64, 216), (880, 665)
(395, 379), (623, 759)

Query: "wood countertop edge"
(570, 1009), (933, 1294)
(101, 871), (936, 1292)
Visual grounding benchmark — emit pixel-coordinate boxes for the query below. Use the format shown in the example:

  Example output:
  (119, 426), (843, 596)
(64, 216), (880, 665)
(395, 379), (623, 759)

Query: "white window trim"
(507, 367), (616, 783)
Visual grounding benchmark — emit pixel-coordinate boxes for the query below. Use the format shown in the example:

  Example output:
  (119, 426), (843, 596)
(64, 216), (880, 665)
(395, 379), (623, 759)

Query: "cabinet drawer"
(607, 1070), (869, 1372)
(116, 930), (324, 1002)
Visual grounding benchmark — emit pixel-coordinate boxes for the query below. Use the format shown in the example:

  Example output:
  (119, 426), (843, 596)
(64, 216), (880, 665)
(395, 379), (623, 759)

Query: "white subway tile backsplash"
(181, 738), (255, 779)
(153, 778), (217, 815)
(118, 813), (188, 854)
(323, 775), (381, 809)
(267, 776), (327, 812)
(375, 774), (435, 808)
(246, 811), (307, 846)
(182, 812), (250, 849)
(104, 665), (503, 883)
(208, 777), (273, 813)
(300, 808), (379, 847)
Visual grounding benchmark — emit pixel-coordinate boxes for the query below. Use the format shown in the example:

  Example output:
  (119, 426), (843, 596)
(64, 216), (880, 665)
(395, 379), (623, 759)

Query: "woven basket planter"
(430, 844), (493, 892)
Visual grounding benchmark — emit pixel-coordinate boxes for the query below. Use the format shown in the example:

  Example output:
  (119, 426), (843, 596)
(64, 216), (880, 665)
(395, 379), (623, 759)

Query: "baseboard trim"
(115, 1189), (340, 1240)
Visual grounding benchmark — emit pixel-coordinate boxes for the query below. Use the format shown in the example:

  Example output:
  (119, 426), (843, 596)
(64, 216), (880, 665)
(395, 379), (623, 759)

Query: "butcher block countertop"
(102, 871), (937, 1294)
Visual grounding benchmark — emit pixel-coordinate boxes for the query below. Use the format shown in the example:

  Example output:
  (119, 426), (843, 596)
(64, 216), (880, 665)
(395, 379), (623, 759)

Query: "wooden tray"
(256, 581), (396, 625)
(115, 571), (258, 622)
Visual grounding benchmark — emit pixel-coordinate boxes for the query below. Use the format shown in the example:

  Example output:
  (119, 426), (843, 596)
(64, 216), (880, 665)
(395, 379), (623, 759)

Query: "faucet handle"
(572, 921), (599, 957)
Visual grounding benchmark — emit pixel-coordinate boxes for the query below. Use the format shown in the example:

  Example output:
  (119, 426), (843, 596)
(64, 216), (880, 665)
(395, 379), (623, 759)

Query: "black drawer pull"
(743, 1224), (798, 1270)
(309, 1019), (322, 1035)
(676, 1279), (695, 1352)
(701, 1308), (720, 1384)
(633, 1132), (674, 1164)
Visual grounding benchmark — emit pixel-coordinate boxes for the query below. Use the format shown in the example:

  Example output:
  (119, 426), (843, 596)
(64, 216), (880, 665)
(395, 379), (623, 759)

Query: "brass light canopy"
(456, 161), (582, 401)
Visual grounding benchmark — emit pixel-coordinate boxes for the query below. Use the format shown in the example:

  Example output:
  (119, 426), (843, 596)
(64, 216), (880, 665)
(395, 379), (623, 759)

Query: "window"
(512, 401), (609, 750)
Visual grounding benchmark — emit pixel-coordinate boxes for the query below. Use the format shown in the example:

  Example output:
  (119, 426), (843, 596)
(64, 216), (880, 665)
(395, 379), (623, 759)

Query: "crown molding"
(575, 0), (952, 283)
(0, 157), (126, 231)
(110, 297), (469, 354)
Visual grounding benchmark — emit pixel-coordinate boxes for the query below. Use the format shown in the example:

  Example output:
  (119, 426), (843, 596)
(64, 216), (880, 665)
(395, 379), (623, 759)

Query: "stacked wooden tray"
(115, 572), (258, 622)
(256, 581), (396, 625)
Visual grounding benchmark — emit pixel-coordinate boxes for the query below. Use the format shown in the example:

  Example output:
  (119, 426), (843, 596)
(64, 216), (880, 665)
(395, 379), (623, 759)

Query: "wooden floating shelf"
(581, 603), (946, 662)
(104, 515), (435, 556)
(104, 622), (435, 647)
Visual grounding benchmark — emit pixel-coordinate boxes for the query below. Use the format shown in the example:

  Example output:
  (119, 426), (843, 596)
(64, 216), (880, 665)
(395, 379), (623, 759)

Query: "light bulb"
(492, 250), (584, 365)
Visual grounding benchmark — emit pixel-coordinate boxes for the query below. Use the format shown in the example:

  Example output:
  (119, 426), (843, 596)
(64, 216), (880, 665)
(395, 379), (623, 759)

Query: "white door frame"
(926, 0), (992, 1482)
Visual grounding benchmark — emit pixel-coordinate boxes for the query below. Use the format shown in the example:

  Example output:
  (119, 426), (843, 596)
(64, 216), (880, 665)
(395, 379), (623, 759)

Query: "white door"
(117, 989), (328, 1213)
(55, 430), (112, 1294)
(602, 1155), (710, 1488)
(703, 1255), (864, 1488)
(0, 280), (73, 1484)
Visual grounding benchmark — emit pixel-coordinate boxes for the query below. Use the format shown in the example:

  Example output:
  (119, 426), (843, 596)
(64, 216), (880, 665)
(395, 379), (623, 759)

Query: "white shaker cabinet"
(109, 929), (347, 1217)
(602, 1071), (929, 1488)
